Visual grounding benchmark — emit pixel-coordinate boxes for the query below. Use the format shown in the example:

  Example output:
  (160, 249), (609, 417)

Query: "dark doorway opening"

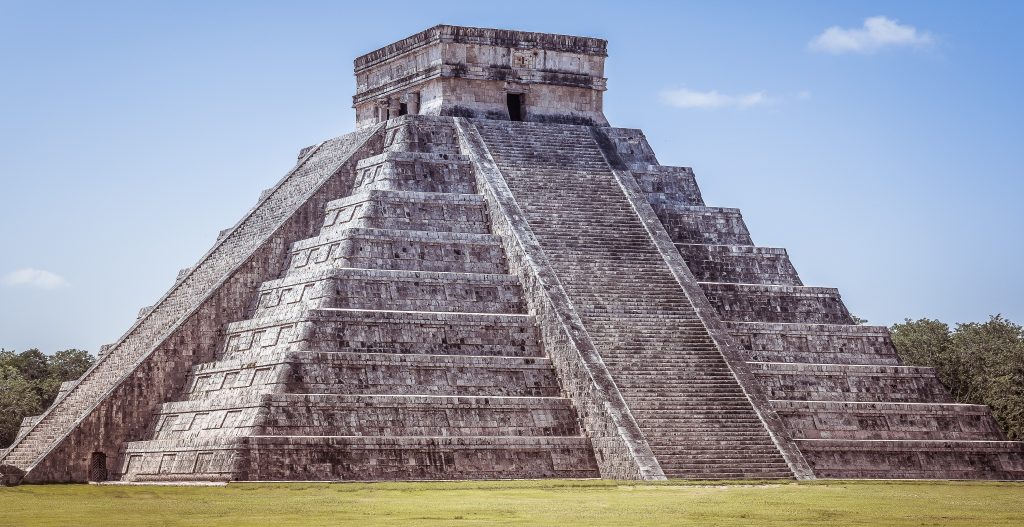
(506, 93), (524, 121)
(398, 103), (408, 116)
(89, 452), (108, 482)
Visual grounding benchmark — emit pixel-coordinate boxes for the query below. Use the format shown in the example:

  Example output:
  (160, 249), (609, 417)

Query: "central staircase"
(473, 120), (793, 479)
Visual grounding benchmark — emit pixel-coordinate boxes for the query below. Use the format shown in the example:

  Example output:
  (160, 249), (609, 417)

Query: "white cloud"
(660, 88), (773, 110)
(810, 16), (934, 54)
(2, 268), (69, 290)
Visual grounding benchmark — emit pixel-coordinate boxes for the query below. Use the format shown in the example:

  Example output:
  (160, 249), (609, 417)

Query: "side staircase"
(613, 129), (1024, 479)
(118, 116), (598, 481)
(473, 120), (794, 479)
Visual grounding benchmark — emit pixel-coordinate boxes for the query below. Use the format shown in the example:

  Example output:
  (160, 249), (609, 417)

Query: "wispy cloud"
(659, 88), (773, 110)
(2, 268), (69, 290)
(810, 16), (934, 54)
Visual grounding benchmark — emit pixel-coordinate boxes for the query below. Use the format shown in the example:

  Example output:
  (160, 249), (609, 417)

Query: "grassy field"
(1, 479), (1023, 526)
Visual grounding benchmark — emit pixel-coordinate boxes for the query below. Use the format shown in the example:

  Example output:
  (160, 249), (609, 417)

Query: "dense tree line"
(891, 315), (1024, 440)
(0, 349), (94, 449)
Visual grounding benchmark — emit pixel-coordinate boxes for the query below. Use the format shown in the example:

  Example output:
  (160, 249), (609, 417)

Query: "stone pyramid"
(3, 25), (1022, 484)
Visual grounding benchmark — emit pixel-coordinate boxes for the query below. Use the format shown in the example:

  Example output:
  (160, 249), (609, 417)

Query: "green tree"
(0, 348), (95, 449)
(4, 349), (49, 383)
(0, 366), (42, 449)
(890, 318), (957, 391)
(36, 349), (94, 403)
(47, 349), (93, 381)
(950, 316), (1024, 439)
(892, 315), (1024, 440)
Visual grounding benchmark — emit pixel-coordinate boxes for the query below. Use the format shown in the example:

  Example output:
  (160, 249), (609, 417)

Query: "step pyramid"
(2, 24), (1021, 484)
(115, 117), (599, 482)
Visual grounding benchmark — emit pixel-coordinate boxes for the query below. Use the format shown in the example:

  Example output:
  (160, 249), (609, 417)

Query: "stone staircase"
(118, 116), (598, 482)
(473, 120), (793, 479)
(609, 128), (1024, 479)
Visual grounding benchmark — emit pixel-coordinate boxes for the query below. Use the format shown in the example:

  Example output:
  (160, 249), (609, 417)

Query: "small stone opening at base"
(89, 452), (108, 482)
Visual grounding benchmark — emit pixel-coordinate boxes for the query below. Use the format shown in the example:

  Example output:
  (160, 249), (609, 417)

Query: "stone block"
(679, 244), (802, 285)
(654, 205), (754, 245)
(253, 268), (525, 316)
(773, 400), (1006, 440)
(632, 166), (704, 207)
(750, 363), (954, 403)
(725, 322), (901, 365)
(354, 152), (477, 194)
(702, 283), (853, 324)
(288, 229), (507, 274)
(323, 190), (488, 235)
(796, 439), (1024, 479)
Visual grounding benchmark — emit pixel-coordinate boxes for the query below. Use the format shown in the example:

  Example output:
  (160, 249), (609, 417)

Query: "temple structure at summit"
(3, 25), (1022, 484)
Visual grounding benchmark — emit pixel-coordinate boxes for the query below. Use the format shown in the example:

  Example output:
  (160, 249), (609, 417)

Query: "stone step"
(660, 458), (791, 467)
(288, 228), (507, 274)
(151, 394), (581, 441)
(607, 371), (739, 378)
(663, 472), (794, 480)
(120, 435), (599, 482)
(726, 321), (902, 365)
(796, 439), (1024, 480)
(652, 205), (754, 246)
(677, 244), (803, 286)
(637, 420), (770, 428)
(772, 400), (1007, 441)
(645, 437), (782, 446)
(353, 151), (477, 194)
(601, 359), (732, 366)
(184, 350), (562, 400)
(253, 268), (525, 317)
(322, 190), (489, 235)
(632, 165), (705, 208)
(286, 351), (562, 397)
(382, 116), (462, 155)
(701, 283), (853, 325)
(627, 396), (757, 405)
(749, 362), (954, 403)
(621, 391), (751, 399)
(220, 309), (542, 359)
(634, 411), (766, 418)
(604, 366), (736, 373)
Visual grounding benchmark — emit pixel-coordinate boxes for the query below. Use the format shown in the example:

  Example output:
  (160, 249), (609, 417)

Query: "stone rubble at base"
(2, 25), (1022, 484)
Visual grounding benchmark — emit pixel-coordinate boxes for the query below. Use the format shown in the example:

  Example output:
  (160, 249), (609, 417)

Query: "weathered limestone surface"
(7, 25), (1023, 484)
(117, 116), (599, 483)
(456, 118), (665, 479)
(471, 120), (797, 479)
(608, 120), (1024, 480)
(677, 245), (802, 286)
(701, 283), (853, 325)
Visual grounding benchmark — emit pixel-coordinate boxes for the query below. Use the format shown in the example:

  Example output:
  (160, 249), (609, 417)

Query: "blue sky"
(1, 1), (1022, 353)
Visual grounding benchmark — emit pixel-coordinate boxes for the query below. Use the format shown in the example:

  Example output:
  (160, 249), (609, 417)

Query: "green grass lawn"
(1, 479), (1023, 526)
